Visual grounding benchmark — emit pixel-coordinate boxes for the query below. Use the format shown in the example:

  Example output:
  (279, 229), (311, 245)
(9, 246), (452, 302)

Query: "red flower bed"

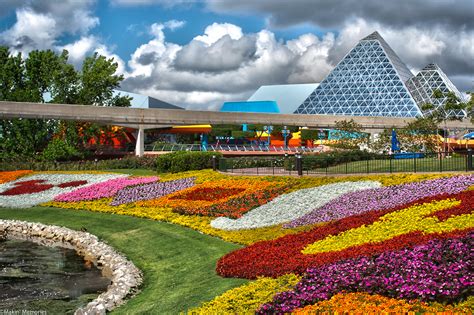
(57, 180), (88, 188)
(1, 180), (54, 195)
(169, 187), (245, 201)
(216, 190), (473, 279)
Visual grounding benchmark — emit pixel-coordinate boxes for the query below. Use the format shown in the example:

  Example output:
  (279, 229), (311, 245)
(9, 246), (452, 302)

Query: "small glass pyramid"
(415, 63), (467, 118)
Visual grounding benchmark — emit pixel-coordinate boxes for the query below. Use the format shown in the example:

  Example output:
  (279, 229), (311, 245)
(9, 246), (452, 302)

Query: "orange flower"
(292, 292), (472, 314)
(0, 170), (33, 184)
(137, 179), (287, 218)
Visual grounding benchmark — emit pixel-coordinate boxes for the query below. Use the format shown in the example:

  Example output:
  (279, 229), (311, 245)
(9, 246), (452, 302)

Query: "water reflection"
(0, 239), (111, 312)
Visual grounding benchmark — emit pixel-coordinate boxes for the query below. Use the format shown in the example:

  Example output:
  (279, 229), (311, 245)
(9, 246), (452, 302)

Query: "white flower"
(0, 173), (127, 208)
(210, 181), (381, 230)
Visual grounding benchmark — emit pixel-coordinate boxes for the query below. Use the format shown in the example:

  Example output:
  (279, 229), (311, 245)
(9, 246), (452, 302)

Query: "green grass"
(0, 207), (247, 314)
(308, 156), (468, 174)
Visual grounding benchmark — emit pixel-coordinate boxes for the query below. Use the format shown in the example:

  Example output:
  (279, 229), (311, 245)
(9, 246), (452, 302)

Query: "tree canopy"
(0, 47), (131, 160)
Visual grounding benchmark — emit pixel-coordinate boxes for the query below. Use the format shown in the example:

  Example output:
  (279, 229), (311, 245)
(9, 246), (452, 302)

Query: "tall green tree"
(330, 119), (368, 149)
(421, 89), (467, 152)
(0, 47), (131, 161)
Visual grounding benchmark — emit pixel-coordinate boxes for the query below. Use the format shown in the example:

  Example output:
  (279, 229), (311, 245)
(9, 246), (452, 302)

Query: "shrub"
(156, 151), (222, 173)
(41, 139), (84, 162)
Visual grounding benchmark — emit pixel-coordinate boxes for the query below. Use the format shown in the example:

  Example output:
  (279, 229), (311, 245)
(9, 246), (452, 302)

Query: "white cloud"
(122, 20), (473, 110)
(0, 0), (98, 55)
(61, 36), (98, 65)
(164, 19), (186, 31)
(1, 8), (57, 52)
(194, 22), (243, 45)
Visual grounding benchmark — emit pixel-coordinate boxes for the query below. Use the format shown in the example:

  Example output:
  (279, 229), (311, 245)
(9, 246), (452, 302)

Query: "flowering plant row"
(210, 181), (381, 230)
(257, 232), (473, 314)
(292, 292), (473, 314)
(110, 177), (195, 205)
(216, 190), (474, 279)
(139, 179), (287, 219)
(286, 174), (474, 228)
(0, 170), (33, 184)
(54, 176), (159, 202)
(0, 173), (126, 208)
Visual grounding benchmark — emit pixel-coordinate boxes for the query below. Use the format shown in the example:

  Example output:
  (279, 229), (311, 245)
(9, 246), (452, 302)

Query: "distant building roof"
(247, 83), (319, 114)
(114, 90), (183, 110)
(220, 100), (279, 113)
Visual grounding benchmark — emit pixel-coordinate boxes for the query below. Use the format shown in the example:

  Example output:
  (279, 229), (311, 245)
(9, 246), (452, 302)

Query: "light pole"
(282, 126), (290, 151)
(263, 125), (273, 147)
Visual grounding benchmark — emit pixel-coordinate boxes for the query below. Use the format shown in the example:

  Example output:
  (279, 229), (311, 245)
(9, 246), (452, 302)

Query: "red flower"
(216, 190), (474, 279)
(1, 180), (54, 195)
(57, 180), (88, 188)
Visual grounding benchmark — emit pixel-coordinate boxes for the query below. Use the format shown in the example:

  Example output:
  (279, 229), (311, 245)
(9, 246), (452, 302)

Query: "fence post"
(345, 161), (348, 174)
(413, 155), (416, 173)
(439, 151), (443, 172)
(389, 154), (393, 174)
(467, 149), (473, 171)
(296, 154), (303, 176)
(366, 159), (369, 174)
(326, 160), (328, 176)
(212, 155), (217, 171)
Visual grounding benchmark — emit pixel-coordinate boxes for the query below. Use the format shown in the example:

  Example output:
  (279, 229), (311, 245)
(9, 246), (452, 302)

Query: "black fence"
(216, 150), (474, 176)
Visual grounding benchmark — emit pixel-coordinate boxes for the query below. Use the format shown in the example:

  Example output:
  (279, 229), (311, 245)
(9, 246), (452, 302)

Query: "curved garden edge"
(0, 219), (143, 315)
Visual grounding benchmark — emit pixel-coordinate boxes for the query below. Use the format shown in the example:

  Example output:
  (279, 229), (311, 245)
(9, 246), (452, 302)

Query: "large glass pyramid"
(294, 32), (425, 117)
(415, 63), (467, 118)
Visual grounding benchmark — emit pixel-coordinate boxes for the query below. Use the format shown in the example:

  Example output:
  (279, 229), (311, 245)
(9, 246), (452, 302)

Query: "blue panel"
(220, 101), (280, 113)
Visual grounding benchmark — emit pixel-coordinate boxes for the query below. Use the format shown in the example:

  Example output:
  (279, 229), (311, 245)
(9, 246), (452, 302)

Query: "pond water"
(0, 239), (111, 314)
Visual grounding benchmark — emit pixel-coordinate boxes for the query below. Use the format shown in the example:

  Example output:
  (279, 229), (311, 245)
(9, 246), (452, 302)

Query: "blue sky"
(0, 0), (472, 109)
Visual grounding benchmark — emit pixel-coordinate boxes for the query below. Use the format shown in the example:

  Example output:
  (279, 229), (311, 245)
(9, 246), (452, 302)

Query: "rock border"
(0, 219), (143, 315)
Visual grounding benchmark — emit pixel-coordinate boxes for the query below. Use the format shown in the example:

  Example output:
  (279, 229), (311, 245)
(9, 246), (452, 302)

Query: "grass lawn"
(0, 207), (247, 314)
(308, 156), (468, 174)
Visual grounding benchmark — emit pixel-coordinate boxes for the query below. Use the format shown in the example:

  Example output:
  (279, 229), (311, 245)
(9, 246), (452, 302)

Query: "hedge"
(156, 151), (223, 173)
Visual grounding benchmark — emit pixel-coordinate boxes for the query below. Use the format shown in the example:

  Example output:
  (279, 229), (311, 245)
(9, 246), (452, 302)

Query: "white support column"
(135, 126), (145, 157)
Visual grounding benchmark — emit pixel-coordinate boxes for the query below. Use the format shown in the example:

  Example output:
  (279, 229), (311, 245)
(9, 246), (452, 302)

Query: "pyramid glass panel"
(415, 64), (467, 118)
(294, 32), (423, 118)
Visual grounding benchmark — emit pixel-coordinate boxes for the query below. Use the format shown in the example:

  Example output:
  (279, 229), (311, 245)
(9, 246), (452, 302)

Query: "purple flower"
(55, 176), (159, 202)
(286, 175), (474, 228)
(110, 177), (195, 205)
(257, 232), (473, 314)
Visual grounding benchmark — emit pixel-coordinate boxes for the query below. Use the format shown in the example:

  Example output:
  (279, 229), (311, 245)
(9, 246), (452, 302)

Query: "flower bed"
(286, 174), (474, 228)
(1, 170), (472, 313)
(257, 232), (473, 313)
(55, 176), (159, 202)
(139, 179), (287, 219)
(0, 170), (33, 184)
(292, 292), (473, 314)
(216, 190), (474, 279)
(0, 173), (126, 208)
(210, 181), (381, 230)
(110, 177), (195, 205)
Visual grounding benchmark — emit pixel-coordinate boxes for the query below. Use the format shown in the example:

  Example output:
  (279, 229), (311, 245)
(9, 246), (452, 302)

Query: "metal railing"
(145, 143), (324, 153)
(218, 150), (474, 175)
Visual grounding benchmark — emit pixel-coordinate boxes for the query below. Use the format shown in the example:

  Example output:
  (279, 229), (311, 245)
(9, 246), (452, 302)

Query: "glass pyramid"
(294, 32), (424, 117)
(415, 63), (467, 118)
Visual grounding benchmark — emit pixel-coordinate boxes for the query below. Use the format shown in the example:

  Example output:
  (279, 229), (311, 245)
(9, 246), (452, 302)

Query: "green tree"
(0, 47), (131, 161)
(398, 117), (439, 152)
(466, 92), (473, 124)
(330, 119), (368, 149)
(421, 89), (467, 152)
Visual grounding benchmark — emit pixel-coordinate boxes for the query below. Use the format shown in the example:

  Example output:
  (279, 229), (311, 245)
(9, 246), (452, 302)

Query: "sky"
(0, 0), (473, 110)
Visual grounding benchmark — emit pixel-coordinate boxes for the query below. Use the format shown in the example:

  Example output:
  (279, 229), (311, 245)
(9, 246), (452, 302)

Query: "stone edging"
(0, 219), (143, 315)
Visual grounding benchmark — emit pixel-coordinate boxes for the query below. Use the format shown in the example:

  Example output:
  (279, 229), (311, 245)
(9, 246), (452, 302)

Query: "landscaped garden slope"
(0, 170), (473, 313)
